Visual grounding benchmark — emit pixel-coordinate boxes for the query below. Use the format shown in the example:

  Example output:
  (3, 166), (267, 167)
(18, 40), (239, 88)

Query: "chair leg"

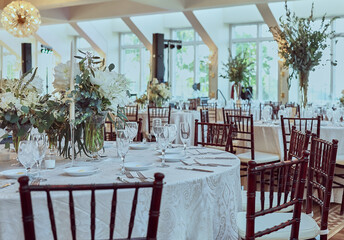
(340, 189), (344, 215)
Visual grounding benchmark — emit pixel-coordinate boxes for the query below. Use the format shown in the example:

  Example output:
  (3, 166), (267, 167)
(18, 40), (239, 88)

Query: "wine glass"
(29, 133), (48, 180)
(126, 122), (138, 143)
(165, 124), (177, 148)
(117, 130), (130, 175)
(156, 126), (170, 168)
(180, 122), (191, 155)
(18, 140), (39, 178)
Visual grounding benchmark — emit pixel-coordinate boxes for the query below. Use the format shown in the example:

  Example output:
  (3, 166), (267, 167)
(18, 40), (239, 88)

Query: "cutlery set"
(117, 171), (152, 183)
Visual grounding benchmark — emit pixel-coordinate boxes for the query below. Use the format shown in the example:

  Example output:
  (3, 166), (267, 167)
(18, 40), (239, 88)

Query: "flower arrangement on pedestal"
(0, 69), (46, 152)
(147, 78), (171, 107)
(270, 0), (337, 108)
(52, 51), (131, 158)
(220, 49), (253, 101)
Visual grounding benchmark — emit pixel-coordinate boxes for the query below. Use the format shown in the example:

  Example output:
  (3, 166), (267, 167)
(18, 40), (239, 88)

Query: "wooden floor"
(331, 229), (344, 240)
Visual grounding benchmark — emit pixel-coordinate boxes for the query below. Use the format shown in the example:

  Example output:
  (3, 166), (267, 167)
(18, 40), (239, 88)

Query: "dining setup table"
(0, 142), (241, 240)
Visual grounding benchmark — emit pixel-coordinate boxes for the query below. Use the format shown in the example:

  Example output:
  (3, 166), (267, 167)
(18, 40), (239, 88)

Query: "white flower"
(0, 92), (22, 110)
(53, 61), (80, 93)
(24, 73), (44, 94)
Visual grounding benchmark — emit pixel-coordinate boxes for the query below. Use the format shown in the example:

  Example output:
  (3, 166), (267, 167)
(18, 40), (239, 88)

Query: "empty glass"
(126, 122), (138, 143)
(18, 140), (39, 177)
(262, 106), (272, 123)
(180, 122), (191, 155)
(149, 118), (162, 141)
(165, 124), (177, 148)
(156, 126), (170, 168)
(29, 133), (48, 179)
(117, 130), (130, 175)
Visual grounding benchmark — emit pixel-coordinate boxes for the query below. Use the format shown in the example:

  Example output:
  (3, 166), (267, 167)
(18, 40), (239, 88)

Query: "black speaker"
(152, 33), (165, 83)
(21, 43), (32, 74)
(241, 86), (253, 100)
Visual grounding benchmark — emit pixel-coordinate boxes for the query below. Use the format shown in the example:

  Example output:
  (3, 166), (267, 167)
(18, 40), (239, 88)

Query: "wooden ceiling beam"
(69, 22), (106, 59)
(121, 17), (152, 52)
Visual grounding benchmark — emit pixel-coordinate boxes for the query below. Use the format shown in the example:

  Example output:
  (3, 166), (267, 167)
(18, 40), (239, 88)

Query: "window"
(170, 29), (210, 99)
(1, 47), (20, 79)
(231, 23), (278, 101)
(119, 33), (150, 95)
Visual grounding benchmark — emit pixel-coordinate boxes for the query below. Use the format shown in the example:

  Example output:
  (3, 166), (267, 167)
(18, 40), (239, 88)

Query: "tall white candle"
(69, 41), (75, 121)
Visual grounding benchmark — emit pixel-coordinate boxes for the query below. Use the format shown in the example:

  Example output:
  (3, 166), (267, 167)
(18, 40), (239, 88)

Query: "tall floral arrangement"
(52, 51), (131, 157)
(270, 0), (337, 108)
(0, 69), (46, 152)
(147, 78), (171, 107)
(220, 49), (253, 100)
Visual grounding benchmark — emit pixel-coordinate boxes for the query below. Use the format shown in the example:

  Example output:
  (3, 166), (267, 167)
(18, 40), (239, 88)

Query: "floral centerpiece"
(147, 78), (171, 107)
(52, 51), (131, 158)
(220, 49), (253, 101)
(270, 0), (337, 108)
(135, 93), (148, 109)
(0, 69), (44, 152)
(340, 90), (344, 107)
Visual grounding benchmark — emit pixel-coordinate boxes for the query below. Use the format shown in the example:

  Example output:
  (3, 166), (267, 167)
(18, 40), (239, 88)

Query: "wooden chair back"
(280, 115), (321, 161)
(188, 98), (198, 110)
(260, 101), (281, 120)
(306, 136), (338, 240)
(234, 103), (251, 115)
(18, 173), (165, 240)
(286, 126), (311, 161)
(105, 118), (143, 142)
(194, 119), (232, 151)
(226, 113), (255, 160)
(202, 103), (217, 122)
(245, 152), (309, 239)
(222, 108), (242, 124)
(285, 102), (300, 117)
(200, 109), (209, 123)
(147, 106), (171, 133)
(125, 105), (139, 122)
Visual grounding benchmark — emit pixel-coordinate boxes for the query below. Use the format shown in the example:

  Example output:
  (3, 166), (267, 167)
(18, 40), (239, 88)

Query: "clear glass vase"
(11, 124), (32, 153)
(84, 112), (107, 159)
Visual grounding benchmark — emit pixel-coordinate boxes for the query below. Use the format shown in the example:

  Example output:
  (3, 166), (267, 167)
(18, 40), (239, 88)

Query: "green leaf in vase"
(4, 113), (11, 121)
(21, 106), (29, 114)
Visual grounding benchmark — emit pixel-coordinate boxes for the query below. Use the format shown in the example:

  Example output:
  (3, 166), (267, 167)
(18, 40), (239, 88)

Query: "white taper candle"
(69, 41), (75, 121)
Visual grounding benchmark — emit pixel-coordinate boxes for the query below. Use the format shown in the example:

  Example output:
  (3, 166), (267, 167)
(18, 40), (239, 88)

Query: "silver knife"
(196, 156), (237, 160)
(176, 167), (214, 173)
(0, 182), (15, 189)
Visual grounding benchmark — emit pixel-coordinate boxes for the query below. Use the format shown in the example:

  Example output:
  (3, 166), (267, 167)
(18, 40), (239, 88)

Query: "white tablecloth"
(254, 121), (344, 203)
(138, 110), (200, 145)
(0, 144), (241, 240)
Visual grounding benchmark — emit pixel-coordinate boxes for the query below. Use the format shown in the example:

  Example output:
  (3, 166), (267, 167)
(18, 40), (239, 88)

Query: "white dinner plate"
(64, 166), (99, 177)
(158, 154), (187, 162)
(129, 143), (150, 150)
(124, 162), (153, 171)
(0, 169), (26, 179)
(156, 148), (182, 154)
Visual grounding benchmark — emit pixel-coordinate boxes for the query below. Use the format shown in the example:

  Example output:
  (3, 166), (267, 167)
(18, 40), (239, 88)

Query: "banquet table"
(253, 120), (344, 203)
(0, 143), (241, 240)
(138, 110), (200, 144)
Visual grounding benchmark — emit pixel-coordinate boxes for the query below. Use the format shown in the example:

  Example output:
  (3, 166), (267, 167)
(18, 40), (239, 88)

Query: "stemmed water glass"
(150, 119), (162, 140)
(165, 124), (177, 148)
(117, 130), (130, 175)
(180, 122), (191, 155)
(156, 126), (170, 168)
(126, 122), (138, 143)
(29, 133), (48, 179)
(18, 140), (39, 178)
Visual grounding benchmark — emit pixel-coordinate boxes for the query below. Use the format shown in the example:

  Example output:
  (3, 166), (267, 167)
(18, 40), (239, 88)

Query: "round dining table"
(0, 143), (241, 240)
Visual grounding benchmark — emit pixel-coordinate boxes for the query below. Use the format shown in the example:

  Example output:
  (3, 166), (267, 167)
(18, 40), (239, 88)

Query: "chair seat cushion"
(237, 151), (280, 164)
(241, 191), (293, 212)
(236, 212), (320, 240)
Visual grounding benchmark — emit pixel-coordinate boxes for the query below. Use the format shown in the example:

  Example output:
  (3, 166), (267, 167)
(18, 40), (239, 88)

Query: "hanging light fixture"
(1, 0), (41, 38)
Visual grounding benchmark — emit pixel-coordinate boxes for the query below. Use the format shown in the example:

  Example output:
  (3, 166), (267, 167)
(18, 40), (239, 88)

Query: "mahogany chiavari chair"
(202, 102), (217, 123)
(260, 101), (282, 120)
(222, 107), (242, 124)
(241, 126), (310, 212)
(187, 98), (198, 110)
(105, 118), (143, 142)
(237, 152), (310, 240)
(200, 109), (209, 123)
(305, 136), (338, 240)
(147, 106), (171, 134)
(18, 173), (165, 240)
(226, 114), (280, 176)
(280, 115), (321, 161)
(194, 119), (232, 151)
(234, 103), (251, 116)
(125, 105), (139, 122)
(285, 102), (300, 117)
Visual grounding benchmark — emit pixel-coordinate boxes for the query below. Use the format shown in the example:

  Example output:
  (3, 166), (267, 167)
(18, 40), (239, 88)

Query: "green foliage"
(220, 49), (253, 87)
(270, 0), (337, 89)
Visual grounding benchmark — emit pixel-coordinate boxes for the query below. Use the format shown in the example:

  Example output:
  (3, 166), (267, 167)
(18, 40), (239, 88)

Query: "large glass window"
(170, 29), (209, 99)
(2, 47), (20, 79)
(231, 23), (278, 101)
(119, 33), (150, 95)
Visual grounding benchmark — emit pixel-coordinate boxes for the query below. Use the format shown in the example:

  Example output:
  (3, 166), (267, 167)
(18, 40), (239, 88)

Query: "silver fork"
(193, 159), (232, 167)
(180, 159), (193, 166)
(125, 171), (145, 182)
(136, 171), (153, 181)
